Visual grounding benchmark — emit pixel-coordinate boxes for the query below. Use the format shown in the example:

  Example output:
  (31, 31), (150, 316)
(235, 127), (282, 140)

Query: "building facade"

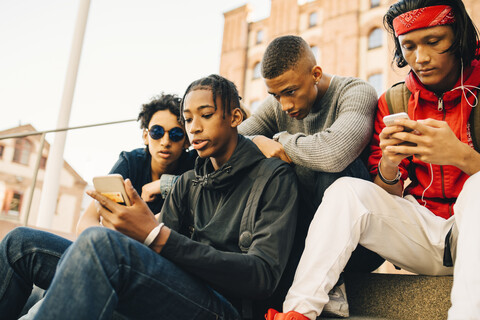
(0, 125), (87, 236)
(220, 0), (480, 113)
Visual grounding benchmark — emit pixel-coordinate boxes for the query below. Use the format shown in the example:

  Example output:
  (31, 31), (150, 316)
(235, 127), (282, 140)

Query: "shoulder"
(332, 75), (377, 96)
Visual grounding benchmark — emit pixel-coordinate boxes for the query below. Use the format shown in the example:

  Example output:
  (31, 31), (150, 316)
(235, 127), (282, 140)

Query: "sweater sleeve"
(238, 96), (281, 138)
(278, 78), (378, 172)
(159, 165), (299, 299)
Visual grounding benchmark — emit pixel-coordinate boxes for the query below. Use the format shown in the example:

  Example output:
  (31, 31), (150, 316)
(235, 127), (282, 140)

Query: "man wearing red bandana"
(265, 1), (480, 319)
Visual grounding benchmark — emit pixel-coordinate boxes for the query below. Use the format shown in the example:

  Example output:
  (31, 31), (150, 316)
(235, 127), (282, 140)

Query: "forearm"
(453, 144), (480, 176)
(76, 201), (101, 236)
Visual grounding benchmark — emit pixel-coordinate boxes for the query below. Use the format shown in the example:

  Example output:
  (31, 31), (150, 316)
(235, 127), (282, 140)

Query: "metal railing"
(0, 118), (136, 226)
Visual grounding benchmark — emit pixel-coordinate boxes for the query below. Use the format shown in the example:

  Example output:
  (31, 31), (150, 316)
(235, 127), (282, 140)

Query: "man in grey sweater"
(238, 35), (382, 317)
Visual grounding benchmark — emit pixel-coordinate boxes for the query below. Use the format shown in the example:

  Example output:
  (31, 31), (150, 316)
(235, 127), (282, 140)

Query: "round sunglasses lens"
(169, 127), (185, 142)
(149, 125), (164, 140)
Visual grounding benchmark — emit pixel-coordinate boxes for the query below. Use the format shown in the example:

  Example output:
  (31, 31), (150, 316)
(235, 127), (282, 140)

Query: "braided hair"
(180, 74), (241, 121)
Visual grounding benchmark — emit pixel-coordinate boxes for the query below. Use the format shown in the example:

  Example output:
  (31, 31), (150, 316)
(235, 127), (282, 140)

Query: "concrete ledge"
(344, 273), (453, 320)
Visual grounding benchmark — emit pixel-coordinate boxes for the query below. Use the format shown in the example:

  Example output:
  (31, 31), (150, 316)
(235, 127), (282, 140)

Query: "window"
(253, 62), (262, 79)
(40, 156), (47, 169)
(368, 28), (383, 49)
(2, 190), (23, 217)
(368, 73), (383, 96)
(0, 145), (4, 159)
(309, 12), (318, 28)
(256, 30), (264, 44)
(12, 139), (33, 165)
(311, 46), (319, 63)
(370, 0), (380, 8)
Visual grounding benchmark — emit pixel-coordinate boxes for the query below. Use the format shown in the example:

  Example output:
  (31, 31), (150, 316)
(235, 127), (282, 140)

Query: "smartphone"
(93, 174), (131, 206)
(383, 112), (413, 132)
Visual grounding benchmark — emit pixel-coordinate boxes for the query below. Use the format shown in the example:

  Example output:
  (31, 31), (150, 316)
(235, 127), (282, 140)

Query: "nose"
(280, 97), (294, 112)
(415, 45), (430, 64)
(188, 117), (201, 134)
(159, 133), (171, 146)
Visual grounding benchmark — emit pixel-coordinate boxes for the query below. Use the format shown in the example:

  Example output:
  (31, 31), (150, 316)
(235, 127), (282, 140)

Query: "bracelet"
(377, 159), (401, 185)
(143, 223), (164, 247)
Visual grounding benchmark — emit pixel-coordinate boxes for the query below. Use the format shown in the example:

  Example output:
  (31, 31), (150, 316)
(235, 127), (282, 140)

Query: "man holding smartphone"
(0, 75), (299, 320)
(266, 1), (480, 319)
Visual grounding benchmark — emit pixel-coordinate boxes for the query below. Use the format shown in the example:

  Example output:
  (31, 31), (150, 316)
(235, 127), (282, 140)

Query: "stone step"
(328, 273), (453, 320)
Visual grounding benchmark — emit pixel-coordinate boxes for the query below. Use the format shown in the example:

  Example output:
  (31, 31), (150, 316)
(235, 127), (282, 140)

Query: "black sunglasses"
(147, 125), (185, 142)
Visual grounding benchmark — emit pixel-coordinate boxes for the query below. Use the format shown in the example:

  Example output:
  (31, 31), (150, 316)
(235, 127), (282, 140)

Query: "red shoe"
(265, 308), (309, 320)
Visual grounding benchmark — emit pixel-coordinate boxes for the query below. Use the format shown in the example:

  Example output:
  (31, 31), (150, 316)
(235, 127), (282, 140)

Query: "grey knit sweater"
(239, 75), (378, 186)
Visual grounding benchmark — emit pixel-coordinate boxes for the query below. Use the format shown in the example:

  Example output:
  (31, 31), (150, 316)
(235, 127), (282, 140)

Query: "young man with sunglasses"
(76, 93), (196, 235)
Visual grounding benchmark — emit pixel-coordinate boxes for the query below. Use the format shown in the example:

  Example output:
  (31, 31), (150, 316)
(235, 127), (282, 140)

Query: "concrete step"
(327, 273), (453, 320)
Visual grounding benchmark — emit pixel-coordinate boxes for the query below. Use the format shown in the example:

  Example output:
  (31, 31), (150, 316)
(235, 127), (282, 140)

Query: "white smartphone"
(383, 112), (410, 126)
(92, 174), (131, 206)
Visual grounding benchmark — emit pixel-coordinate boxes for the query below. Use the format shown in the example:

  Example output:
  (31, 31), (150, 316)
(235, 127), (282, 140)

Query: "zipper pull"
(438, 96), (444, 111)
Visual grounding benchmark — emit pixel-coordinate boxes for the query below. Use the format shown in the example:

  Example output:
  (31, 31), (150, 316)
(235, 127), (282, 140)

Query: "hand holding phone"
(383, 112), (417, 146)
(93, 174), (131, 206)
(383, 112), (412, 132)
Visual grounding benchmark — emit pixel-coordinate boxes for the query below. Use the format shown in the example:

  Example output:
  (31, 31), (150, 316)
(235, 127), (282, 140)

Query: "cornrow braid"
(180, 74), (241, 121)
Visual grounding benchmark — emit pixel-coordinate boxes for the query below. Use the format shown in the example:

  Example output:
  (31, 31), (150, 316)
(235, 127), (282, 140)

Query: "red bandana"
(393, 5), (456, 36)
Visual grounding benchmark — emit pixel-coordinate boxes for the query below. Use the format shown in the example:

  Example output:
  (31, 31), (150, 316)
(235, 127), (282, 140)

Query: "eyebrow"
(183, 104), (215, 113)
(268, 86), (298, 95)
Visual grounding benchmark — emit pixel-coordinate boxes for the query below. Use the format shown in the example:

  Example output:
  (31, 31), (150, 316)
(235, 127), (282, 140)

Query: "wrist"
(378, 158), (401, 185)
(143, 223), (164, 247)
(150, 226), (171, 254)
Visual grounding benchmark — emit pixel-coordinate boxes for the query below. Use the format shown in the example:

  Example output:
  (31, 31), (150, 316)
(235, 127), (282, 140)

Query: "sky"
(0, 0), (271, 184)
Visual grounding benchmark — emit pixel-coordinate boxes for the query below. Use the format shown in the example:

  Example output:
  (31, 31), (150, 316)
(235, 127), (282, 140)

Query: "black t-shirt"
(109, 147), (196, 214)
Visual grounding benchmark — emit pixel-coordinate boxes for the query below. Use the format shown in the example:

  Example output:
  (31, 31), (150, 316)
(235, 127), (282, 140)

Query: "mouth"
(287, 111), (300, 118)
(158, 150), (172, 159)
(417, 68), (435, 76)
(192, 139), (209, 150)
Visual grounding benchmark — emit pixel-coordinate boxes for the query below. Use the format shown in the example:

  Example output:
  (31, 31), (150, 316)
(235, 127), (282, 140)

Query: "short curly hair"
(261, 35), (313, 79)
(137, 93), (182, 129)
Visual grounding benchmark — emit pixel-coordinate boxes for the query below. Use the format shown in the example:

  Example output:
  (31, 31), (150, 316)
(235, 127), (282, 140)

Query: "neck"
(150, 159), (179, 181)
(315, 73), (332, 103)
(211, 134), (238, 171)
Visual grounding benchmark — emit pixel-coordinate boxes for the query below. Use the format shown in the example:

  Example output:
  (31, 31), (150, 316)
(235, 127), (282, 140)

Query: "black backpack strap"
(238, 159), (280, 253)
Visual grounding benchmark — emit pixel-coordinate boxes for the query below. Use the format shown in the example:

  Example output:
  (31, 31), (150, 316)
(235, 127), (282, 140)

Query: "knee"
(75, 227), (114, 248)
(325, 177), (373, 198)
(2, 227), (40, 256)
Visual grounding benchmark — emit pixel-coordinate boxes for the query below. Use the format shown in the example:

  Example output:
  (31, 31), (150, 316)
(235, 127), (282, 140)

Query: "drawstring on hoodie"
(417, 59), (479, 207)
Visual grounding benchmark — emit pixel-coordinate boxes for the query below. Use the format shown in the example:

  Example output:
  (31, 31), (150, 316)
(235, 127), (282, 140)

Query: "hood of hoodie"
(405, 59), (480, 143)
(192, 135), (265, 190)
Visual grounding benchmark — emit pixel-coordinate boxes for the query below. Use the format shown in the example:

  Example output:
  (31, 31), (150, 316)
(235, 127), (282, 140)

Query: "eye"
(202, 113), (213, 119)
(427, 39), (439, 46)
(286, 90), (296, 96)
(269, 93), (280, 100)
(183, 117), (192, 123)
(402, 44), (414, 51)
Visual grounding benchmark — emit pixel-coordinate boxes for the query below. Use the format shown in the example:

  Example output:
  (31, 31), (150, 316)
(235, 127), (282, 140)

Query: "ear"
(311, 65), (323, 84)
(230, 108), (243, 128)
(142, 129), (149, 146)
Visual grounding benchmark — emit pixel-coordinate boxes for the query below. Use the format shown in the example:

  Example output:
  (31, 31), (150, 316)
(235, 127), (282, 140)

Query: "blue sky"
(0, 0), (270, 183)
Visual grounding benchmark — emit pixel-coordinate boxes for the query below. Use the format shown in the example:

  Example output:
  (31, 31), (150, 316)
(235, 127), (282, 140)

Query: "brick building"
(220, 0), (480, 113)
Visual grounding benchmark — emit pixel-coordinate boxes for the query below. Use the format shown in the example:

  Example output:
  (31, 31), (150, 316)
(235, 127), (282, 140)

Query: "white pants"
(283, 172), (480, 320)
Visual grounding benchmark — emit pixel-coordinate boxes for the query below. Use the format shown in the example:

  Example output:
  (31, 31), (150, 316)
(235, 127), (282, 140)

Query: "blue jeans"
(0, 227), (240, 320)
